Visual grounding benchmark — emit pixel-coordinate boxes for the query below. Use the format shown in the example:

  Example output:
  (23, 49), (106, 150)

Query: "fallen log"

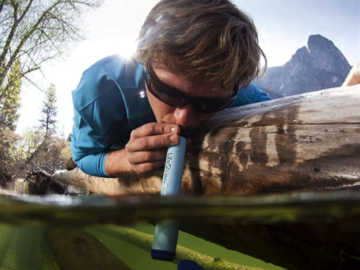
(52, 85), (360, 195)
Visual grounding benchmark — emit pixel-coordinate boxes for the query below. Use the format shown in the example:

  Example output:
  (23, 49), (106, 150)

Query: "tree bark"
(53, 85), (360, 196)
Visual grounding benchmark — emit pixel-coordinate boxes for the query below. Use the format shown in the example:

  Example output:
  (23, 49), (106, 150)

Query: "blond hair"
(136, 0), (266, 92)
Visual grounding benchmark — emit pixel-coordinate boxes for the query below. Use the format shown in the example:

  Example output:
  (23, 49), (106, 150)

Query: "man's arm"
(70, 56), (131, 178)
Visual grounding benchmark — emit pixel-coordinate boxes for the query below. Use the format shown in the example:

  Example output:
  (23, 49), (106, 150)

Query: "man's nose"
(173, 105), (196, 128)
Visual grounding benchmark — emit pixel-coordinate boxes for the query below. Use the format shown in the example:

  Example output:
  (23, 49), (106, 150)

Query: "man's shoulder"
(73, 55), (144, 99)
(84, 55), (142, 79)
(88, 55), (123, 68)
(231, 83), (271, 107)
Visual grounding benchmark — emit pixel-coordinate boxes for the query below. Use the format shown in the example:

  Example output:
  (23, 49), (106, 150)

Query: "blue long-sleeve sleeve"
(74, 152), (110, 177)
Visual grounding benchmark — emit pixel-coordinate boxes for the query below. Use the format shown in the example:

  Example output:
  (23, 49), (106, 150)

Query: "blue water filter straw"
(151, 130), (203, 270)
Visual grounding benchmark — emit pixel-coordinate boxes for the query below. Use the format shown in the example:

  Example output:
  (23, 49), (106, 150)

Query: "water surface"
(0, 189), (359, 269)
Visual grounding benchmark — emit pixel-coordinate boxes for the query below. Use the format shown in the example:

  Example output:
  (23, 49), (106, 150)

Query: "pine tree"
(31, 86), (69, 172)
(39, 84), (57, 135)
(25, 84), (58, 169)
(0, 59), (22, 131)
(0, 59), (22, 165)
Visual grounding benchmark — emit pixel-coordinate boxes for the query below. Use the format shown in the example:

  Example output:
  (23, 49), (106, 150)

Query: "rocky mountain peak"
(255, 35), (351, 99)
(307, 35), (351, 78)
(308, 34), (333, 51)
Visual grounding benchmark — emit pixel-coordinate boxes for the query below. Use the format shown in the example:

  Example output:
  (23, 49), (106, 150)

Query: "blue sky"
(17, 0), (360, 136)
(235, 0), (359, 67)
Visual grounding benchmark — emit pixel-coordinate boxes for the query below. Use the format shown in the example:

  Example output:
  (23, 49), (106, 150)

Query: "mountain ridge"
(255, 34), (351, 99)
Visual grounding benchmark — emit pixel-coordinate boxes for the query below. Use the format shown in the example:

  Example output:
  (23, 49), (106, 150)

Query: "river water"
(0, 190), (359, 270)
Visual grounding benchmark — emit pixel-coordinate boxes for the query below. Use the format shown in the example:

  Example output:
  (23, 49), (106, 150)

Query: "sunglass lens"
(150, 81), (183, 107)
(196, 99), (234, 113)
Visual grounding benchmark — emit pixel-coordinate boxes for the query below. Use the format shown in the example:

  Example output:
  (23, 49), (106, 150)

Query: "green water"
(0, 225), (59, 270)
(0, 190), (359, 269)
(0, 224), (283, 270)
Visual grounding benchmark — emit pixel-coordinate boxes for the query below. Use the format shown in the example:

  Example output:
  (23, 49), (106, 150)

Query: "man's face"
(145, 65), (230, 130)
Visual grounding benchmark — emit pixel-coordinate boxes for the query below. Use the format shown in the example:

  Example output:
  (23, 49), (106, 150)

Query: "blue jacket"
(71, 55), (271, 177)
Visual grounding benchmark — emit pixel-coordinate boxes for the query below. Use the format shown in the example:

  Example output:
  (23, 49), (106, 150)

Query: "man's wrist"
(104, 149), (134, 177)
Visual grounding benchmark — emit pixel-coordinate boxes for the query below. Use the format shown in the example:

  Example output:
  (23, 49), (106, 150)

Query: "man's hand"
(125, 123), (184, 176)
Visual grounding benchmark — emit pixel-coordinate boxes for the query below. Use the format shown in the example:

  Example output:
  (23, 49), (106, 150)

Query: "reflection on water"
(2, 189), (360, 226)
(0, 190), (359, 270)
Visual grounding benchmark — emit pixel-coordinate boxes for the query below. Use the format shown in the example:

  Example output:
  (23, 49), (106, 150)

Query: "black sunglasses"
(143, 65), (238, 113)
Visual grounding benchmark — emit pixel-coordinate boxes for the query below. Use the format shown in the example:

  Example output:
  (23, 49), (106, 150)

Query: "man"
(70, 0), (271, 178)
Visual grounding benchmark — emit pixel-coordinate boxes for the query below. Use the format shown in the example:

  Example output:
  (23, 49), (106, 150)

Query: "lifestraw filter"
(151, 130), (189, 261)
(151, 130), (203, 269)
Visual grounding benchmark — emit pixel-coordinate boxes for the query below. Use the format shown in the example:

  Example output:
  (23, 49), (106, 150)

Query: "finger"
(131, 123), (180, 139)
(127, 148), (167, 164)
(133, 160), (166, 176)
(126, 133), (180, 152)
